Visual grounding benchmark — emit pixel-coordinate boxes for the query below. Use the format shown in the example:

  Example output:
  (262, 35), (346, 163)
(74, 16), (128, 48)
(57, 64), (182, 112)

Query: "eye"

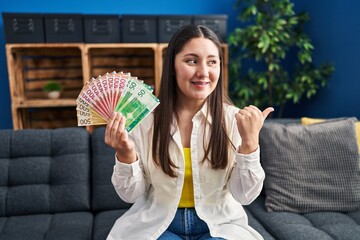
(186, 59), (197, 64)
(208, 59), (218, 66)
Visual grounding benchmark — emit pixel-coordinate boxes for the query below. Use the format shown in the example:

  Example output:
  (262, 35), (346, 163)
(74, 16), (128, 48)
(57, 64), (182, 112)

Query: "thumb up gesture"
(235, 105), (274, 154)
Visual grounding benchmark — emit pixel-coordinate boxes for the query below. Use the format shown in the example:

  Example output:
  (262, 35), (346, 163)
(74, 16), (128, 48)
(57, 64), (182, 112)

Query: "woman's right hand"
(105, 112), (137, 164)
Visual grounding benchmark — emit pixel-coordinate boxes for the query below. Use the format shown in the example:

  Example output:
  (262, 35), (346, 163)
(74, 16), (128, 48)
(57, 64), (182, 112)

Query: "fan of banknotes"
(76, 71), (160, 133)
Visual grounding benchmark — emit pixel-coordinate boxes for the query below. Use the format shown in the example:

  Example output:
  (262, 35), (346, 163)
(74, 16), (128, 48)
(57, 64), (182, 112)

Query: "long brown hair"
(152, 25), (233, 177)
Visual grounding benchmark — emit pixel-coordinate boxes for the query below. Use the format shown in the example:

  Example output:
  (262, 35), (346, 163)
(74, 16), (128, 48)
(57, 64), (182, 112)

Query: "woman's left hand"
(235, 105), (274, 154)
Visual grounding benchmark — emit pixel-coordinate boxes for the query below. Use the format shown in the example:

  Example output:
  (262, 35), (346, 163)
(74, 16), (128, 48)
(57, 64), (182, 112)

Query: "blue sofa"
(1, 120), (359, 240)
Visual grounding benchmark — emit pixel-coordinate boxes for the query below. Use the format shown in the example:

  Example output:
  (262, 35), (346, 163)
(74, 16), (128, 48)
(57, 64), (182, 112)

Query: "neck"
(176, 98), (205, 117)
(176, 91), (206, 114)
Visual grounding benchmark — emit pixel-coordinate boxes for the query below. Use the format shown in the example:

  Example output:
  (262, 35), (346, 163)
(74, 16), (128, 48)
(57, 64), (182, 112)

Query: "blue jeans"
(158, 208), (225, 240)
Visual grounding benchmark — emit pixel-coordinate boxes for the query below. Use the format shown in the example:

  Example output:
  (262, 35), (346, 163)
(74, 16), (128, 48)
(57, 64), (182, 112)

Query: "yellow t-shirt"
(178, 148), (195, 208)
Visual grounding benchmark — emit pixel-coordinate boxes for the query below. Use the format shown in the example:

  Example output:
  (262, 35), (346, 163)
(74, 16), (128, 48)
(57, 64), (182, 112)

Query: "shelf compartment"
(85, 44), (157, 91)
(13, 106), (78, 130)
(7, 45), (84, 101)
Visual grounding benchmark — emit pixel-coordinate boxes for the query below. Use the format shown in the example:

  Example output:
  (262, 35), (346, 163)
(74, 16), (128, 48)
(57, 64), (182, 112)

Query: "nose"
(196, 62), (209, 79)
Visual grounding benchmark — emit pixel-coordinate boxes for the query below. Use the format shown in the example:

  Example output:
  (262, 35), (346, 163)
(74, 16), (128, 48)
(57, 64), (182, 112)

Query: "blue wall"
(285, 0), (360, 119)
(0, 0), (359, 129)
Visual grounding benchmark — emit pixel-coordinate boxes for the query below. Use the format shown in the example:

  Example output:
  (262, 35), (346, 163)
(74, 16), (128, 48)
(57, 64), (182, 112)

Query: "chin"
(192, 94), (209, 101)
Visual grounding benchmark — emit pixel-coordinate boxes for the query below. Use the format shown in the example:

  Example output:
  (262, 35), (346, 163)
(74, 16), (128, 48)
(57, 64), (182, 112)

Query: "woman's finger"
(262, 107), (275, 119)
(105, 112), (117, 144)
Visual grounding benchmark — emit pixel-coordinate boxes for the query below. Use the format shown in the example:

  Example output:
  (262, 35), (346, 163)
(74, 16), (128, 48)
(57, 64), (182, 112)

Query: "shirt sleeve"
(229, 147), (265, 205)
(111, 155), (149, 203)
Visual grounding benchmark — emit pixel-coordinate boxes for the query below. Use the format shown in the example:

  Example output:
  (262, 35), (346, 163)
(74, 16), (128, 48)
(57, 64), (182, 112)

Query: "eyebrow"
(183, 53), (219, 58)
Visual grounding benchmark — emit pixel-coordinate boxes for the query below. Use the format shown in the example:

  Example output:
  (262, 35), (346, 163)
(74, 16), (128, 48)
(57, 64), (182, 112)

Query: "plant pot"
(47, 91), (61, 99)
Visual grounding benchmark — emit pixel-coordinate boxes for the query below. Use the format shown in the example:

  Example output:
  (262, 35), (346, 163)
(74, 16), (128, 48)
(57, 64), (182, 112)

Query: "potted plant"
(43, 80), (62, 99)
(228, 0), (334, 117)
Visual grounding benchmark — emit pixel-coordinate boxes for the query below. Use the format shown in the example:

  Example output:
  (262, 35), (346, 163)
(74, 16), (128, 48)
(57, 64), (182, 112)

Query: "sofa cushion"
(91, 127), (132, 212)
(247, 196), (360, 240)
(0, 128), (90, 217)
(244, 208), (276, 240)
(92, 209), (128, 240)
(301, 117), (360, 152)
(0, 212), (93, 240)
(260, 118), (360, 213)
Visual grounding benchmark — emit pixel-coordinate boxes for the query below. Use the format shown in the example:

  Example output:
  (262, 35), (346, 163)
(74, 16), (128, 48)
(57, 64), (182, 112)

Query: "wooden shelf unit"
(6, 43), (228, 131)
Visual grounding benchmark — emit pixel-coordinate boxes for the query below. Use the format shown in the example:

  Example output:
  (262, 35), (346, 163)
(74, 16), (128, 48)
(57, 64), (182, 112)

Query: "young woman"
(105, 25), (274, 240)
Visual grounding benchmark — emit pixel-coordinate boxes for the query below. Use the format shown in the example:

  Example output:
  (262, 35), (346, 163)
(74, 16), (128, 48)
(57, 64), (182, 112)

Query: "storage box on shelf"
(193, 15), (227, 42)
(83, 15), (121, 43)
(44, 14), (84, 43)
(3, 13), (229, 44)
(5, 43), (228, 131)
(157, 15), (193, 43)
(2, 13), (45, 43)
(121, 15), (157, 43)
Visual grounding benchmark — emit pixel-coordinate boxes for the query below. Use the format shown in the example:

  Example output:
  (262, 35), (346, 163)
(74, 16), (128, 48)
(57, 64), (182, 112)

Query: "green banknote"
(116, 82), (159, 132)
(114, 77), (151, 113)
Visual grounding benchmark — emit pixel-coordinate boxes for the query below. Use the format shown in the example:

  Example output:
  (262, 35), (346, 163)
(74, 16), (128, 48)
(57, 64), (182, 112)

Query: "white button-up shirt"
(107, 104), (265, 240)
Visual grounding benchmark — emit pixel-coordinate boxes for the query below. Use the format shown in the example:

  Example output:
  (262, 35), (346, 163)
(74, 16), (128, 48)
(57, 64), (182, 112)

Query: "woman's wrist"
(115, 150), (137, 164)
(238, 141), (258, 154)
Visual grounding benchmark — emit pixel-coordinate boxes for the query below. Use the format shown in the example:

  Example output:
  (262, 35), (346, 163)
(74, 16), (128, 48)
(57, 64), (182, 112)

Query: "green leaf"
(278, 19), (287, 25)
(303, 42), (314, 50)
(258, 76), (268, 89)
(250, 5), (257, 15)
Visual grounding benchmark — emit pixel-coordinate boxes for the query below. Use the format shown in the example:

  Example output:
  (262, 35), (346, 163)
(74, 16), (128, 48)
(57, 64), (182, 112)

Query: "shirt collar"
(199, 102), (212, 125)
(170, 102), (213, 135)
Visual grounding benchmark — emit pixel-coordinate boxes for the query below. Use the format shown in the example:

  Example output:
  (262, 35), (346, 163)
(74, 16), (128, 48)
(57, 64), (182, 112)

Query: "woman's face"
(174, 37), (220, 104)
